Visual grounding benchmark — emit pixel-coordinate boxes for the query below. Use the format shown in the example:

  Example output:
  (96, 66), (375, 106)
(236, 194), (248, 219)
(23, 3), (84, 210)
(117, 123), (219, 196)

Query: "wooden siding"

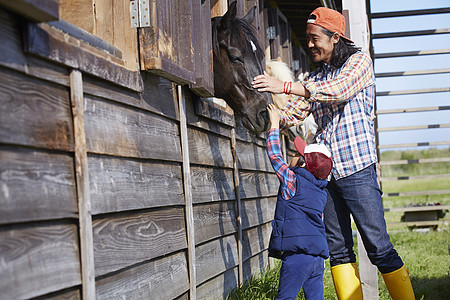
(0, 2), (277, 299)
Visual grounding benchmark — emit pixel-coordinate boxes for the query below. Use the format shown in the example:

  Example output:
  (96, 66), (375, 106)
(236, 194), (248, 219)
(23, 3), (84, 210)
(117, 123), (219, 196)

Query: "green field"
(226, 148), (450, 299)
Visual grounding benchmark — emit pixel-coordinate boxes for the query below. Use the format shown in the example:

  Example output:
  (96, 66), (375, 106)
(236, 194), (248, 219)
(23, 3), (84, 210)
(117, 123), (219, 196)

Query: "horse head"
(212, 1), (272, 134)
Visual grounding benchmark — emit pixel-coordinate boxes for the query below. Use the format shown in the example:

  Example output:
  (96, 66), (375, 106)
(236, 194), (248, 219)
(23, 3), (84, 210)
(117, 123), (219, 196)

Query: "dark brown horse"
(212, 1), (272, 133)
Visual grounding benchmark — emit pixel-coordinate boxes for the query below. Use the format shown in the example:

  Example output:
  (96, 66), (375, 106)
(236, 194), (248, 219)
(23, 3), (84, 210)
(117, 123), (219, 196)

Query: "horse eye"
(229, 54), (244, 64)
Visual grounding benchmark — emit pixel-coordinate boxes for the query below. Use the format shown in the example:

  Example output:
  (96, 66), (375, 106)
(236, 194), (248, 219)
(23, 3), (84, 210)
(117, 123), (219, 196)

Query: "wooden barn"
(0, 0), (356, 299)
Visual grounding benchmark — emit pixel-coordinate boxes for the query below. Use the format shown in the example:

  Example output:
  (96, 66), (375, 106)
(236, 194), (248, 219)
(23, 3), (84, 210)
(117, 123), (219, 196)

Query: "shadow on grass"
(412, 275), (450, 300)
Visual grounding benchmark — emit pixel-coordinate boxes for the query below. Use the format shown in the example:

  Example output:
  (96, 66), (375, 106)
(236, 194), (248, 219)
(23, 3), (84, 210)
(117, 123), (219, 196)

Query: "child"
(266, 103), (332, 300)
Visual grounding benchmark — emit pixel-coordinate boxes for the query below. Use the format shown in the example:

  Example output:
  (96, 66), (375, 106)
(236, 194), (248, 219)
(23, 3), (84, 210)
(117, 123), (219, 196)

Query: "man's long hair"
(322, 28), (361, 69)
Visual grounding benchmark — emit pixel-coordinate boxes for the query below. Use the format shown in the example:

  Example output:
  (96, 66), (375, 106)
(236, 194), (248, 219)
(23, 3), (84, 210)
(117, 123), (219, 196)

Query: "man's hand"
(267, 104), (280, 130)
(252, 71), (283, 94)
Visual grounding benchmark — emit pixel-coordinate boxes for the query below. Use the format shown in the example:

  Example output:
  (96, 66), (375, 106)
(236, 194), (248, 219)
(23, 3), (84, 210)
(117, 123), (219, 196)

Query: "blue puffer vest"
(268, 167), (329, 259)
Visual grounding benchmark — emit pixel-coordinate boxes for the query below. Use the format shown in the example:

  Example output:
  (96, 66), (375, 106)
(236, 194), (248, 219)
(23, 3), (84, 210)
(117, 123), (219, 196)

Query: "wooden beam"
(370, 7), (450, 18)
(378, 141), (450, 149)
(380, 157), (450, 166)
(230, 128), (243, 286)
(377, 123), (450, 132)
(375, 68), (450, 77)
(375, 48), (450, 59)
(377, 106), (450, 114)
(0, 0), (59, 22)
(373, 28), (450, 39)
(381, 173), (450, 182)
(376, 87), (450, 96)
(70, 69), (96, 300)
(178, 85), (196, 299)
(382, 190), (450, 197)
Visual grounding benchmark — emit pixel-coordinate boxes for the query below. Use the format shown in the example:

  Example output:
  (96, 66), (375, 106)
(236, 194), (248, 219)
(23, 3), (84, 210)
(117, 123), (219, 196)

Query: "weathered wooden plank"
(242, 222), (271, 261)
(0, 0), (59, 22)
(242, 250), (270, 283)
(195, 234), (238, 285)
(0, 146), (77, 224)
(92, 208), (187, 276)
(238, 171), (279, 200)
(190, 166), (235, 203)
(178, 85), (197, 299)
(89, 155), (184, 214)
(39, 288), (81, 300)
(185, 93), (233, 138)
(59, 0), (94, 34)
(96, 252), (189, 300)
(0, 223), (81, 299)
(187, 127), (234, 168)
(82, 72), (178, 120)
(70, 69), (96, 299)
(196, 267), (239, 300)
(24, 22), (143, 92)
(193, 201), (238, 245)
(83, 95), (181, 161)
(0, 67), (73, 151)
(236, 139), (273, 172)
(241, 197), (277, 230)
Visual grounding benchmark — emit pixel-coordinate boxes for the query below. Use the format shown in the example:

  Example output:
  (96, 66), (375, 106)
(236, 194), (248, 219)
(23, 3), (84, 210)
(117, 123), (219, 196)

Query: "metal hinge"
(267, 26), (276, 40)
(130, 0), (150, 28)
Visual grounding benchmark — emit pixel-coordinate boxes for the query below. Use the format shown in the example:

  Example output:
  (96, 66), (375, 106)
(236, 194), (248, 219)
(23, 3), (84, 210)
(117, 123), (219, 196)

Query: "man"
(252, 7), (415, 300)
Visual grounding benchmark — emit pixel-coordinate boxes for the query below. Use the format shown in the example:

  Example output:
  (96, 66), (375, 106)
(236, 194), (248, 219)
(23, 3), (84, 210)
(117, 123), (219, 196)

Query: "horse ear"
(242, 6), (256, 25)
(220, 1), (237, 30)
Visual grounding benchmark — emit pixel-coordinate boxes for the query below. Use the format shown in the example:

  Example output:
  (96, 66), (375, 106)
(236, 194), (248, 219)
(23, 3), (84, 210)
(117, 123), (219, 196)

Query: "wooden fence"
(0, 3), (280, 299)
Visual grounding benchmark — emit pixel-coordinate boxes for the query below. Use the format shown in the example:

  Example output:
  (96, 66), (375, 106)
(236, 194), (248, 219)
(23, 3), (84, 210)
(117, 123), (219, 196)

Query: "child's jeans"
(277, 252), (325, 300)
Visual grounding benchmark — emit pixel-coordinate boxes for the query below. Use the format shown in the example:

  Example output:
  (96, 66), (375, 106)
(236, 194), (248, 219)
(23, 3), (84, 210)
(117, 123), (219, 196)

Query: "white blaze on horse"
(265, 58), (317, 143)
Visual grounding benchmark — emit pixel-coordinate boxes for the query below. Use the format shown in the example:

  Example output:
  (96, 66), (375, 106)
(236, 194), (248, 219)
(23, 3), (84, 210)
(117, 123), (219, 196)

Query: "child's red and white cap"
(294, 136), (333, 180)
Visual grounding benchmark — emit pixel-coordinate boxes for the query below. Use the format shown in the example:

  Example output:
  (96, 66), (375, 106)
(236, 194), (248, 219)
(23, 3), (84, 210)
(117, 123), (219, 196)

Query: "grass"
(225, 148), (450, 299)
(225, 229), (450, 299)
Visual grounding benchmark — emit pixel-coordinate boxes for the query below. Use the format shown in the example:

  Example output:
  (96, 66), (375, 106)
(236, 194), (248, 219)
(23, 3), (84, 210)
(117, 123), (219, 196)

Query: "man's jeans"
(324, 164), (404, 273)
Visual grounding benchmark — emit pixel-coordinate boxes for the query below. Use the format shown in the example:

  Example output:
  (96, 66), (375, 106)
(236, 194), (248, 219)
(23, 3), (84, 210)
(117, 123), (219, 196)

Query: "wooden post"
(177, 85), (197, 299)
(230, 128), (243, 285)
(70, 69), (96, 299)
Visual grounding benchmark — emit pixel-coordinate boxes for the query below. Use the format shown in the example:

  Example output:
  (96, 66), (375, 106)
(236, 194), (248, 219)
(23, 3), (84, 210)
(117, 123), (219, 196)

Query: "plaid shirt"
(280, 52), (377, 180)
(266, 128), (296, 200)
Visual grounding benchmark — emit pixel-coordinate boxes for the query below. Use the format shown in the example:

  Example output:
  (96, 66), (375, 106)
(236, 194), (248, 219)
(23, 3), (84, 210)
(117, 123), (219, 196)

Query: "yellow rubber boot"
(382, 264), (415, 300)
(331, 263), (363, 300)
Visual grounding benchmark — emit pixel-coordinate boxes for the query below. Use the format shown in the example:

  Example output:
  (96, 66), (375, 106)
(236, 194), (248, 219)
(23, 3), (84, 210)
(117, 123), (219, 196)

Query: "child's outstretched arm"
(266, 104), (296, 200)
(267, 103), (280, 130)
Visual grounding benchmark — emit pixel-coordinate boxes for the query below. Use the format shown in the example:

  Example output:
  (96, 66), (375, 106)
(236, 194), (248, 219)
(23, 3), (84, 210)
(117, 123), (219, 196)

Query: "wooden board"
(195, 234), (238, 285)
(238, 171), (279, 200)
(190, 166), (235, 204)
(83, 95), (181, 161)
(196, 267), (239, 300)
(92, 208), (187, 276)
(187, 127), (234, 168)
(242, 222), (271, 261)
(0, 223), (81, 299)
(0, 67), (73, 151)
(96, 252), (189, 300)
(193, 201), (238, 245)
(236, 139), (273, 172)
(0, 146), (78, 224)
(88, 155), (184, 214)
(0, 0), (59, 22)
(242, 250), (270, 282)
(240, 197), (277, 230)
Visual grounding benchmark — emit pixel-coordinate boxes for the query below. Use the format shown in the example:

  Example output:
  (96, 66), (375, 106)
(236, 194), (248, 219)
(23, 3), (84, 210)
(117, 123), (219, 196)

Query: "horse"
(266, 58), (317, 144)
(211, 1), (272, 134)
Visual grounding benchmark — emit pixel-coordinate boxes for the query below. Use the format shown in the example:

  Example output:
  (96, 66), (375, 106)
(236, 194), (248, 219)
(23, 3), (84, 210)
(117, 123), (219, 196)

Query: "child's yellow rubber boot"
(382, 264), (415, 300)
(330, 263), (363, 300)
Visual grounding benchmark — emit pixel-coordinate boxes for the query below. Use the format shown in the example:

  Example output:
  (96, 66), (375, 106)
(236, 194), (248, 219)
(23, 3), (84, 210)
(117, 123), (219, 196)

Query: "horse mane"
(211, 16), (265, 64)
(266, 59), (295, 82)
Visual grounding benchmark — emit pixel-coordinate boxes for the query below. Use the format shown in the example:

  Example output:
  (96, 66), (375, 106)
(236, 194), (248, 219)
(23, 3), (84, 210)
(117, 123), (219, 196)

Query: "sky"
(369, 0), (450, 151)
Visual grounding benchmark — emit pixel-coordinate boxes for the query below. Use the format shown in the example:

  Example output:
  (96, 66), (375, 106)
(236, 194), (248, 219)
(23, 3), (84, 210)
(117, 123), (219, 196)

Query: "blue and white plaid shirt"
(280, 52), (377, 180)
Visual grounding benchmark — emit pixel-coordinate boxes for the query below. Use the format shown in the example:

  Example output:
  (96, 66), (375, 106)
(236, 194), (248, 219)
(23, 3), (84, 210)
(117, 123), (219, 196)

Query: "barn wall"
(0, 6), (277, 300)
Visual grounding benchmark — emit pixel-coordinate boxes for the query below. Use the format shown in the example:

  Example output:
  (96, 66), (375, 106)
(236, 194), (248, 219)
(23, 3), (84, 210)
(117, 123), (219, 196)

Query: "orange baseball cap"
(307, 7), (353, 43)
